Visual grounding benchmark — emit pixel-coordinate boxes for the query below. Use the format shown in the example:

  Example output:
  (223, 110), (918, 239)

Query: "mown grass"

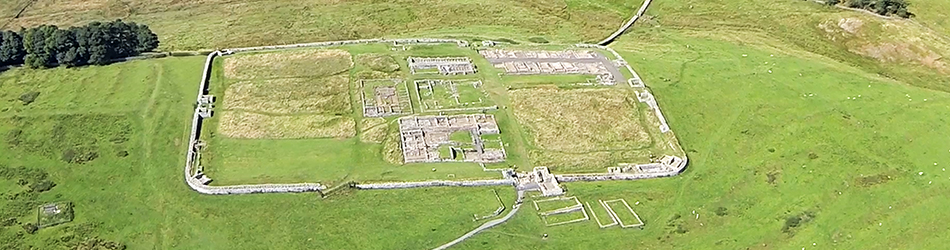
(417, 79), (492, 112)
(603, 200), (640, 225)
(542, 210), (587, 225)
(534, 198), (579, 213)
(204, 137), (498, 185)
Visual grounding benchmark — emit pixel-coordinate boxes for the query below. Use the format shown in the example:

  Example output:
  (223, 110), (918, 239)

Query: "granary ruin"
(360, 79), (412, 117)
(398, 114), (505, 163)
(479, 49), (627, 85)
(407, 57), (477, 75)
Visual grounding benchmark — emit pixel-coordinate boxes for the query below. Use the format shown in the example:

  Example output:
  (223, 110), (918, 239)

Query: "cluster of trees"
(0, 19), (158, 68)
(826, 0), (914, 18)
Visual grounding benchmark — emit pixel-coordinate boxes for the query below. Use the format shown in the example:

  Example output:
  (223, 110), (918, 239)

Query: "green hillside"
(0, 0), (948, 249)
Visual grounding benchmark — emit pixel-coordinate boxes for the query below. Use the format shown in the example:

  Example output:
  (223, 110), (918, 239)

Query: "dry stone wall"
(184, 51), (328, 195)
(229, 38), (466, 53)
(183, 38), (685, 196)
(555, 155), (689, 182)
(354, 179), (514, 190)
(598, 0), (653, 45)
(184, 39), (506, 195)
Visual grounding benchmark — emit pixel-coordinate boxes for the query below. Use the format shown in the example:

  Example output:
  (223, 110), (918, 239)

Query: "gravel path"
(433, 190), (525, 250)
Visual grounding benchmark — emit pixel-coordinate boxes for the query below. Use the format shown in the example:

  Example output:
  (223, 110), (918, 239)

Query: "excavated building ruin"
(479, 49), (626, 85)
(398, 114), (505, 163)
(408, 57), (477, 75)
(360, 79), (412, 117)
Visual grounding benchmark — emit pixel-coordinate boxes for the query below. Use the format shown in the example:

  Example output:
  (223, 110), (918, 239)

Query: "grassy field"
(534, 197), (580, 213)
(509, 87), (660, 171)
(223, 49), (352, 80)
(0, 0), (641, 50)
(205, 137), (498, 185)
(541, 210), (587, 225)
(0, 56), (523, 249)
(202, 44), (538, 185)
(217, 111), (356, 139)
(455, 31), (950, 249)
(637, 0), (950, 93)
(602, 200), (641, 226)
(223, 76), (351, 115)
(0, 0), (949, 248)
(416, 79), (492, 112)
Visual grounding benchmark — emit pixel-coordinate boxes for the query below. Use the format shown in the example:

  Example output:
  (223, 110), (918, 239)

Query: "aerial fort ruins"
(185, 40), (687, 196)
(181, 0), (673, 245)
(183, 39), (686, 241)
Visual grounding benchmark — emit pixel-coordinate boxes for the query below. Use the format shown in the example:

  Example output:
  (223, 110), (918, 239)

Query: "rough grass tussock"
(509, 87), (651, 153)
(223, 75), (350, 115)
(359, 118), (389, 143)
(3, 114), (133, 162)
(217, 111), (355, 139)
(223, 49), (352, 80)
(356, 53), (400, 73)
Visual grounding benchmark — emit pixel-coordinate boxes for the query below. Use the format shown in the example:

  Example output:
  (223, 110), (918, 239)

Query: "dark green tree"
(48, 29), (82, 67)
(22, 25), (58, 68)
(4, 19), (160, 68)
(844, 0), (913, 18)
(133, 23), (159, 53)
(73, 22), (109, 65)
(0, 31), (25, 66)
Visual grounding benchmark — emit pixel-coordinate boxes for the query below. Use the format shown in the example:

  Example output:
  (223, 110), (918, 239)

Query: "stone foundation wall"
(354, 179), (514, 190)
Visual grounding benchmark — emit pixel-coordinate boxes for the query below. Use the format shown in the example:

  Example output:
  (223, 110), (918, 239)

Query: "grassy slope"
(0, 0), (641, 50)
(0, 57), (518, 249)
(0, 0), (948, 249)
(909, 0), (950, 36)
(458, 32), (950, 250)
(637, 0), (950, 93)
